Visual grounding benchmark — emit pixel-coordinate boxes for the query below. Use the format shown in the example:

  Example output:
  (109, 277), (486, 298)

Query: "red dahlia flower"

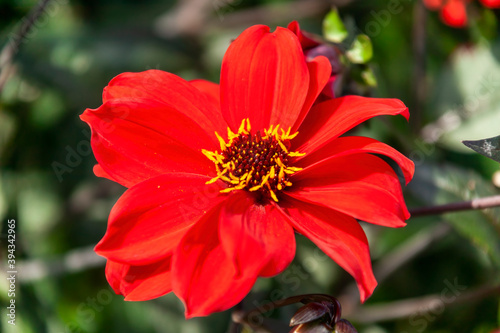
(423, 0), (500, 28)
(81, 24), (414, 318)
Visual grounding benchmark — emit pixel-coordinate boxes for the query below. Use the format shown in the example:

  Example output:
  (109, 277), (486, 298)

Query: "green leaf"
(346, 34), (373, 64)
(475, 8), (498, 41)
(463, 135), (500, 163)
(361, 66), (377, 87)
(409, 163), (500, 268)
(322, 8), (348, 43)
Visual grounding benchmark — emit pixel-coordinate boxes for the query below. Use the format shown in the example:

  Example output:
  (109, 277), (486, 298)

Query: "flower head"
(81, 23), (414, 318)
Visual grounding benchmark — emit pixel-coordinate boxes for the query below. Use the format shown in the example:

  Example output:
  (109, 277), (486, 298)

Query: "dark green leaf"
(463, 135), (500, 163)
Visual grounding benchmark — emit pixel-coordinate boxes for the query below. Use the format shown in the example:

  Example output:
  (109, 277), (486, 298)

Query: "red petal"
(288, 154), (409, 227)
(93, 164), (116, 182)
(102, 70), (225, 135)
(280, 198), (377, 302)
(220, 25), (309, 131)
(219, 191), (296, 278)
(105, 257), (172, 301)
(172, 202), (257, 318)
(295, 136), (414, 185)
(189, 79), (221, 113)
(441, 0), (468, 27)
(81, 97), (218, 188)
(292, 56), (332, 132)
(95, 173), (227, 265)
(479, 0), (500, 8)
(293, 96), (409, 155)
(287, 21), (321, 49)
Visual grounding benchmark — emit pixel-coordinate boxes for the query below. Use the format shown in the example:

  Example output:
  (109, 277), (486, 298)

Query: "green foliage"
(346, 34), (373, 64)
(361, 66), (377, 87)
(322, 7), (348, 43)
(410, 163), (500, 268)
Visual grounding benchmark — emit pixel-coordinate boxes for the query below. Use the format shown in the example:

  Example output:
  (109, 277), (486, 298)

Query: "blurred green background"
(1, 0), (500, 332)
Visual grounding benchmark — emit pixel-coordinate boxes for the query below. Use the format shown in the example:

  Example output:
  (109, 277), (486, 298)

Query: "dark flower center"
(203, 119), (304, 202)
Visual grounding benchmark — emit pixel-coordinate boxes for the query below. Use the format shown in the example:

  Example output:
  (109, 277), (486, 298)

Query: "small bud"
(304, 45), (343, 74)
(288, 295), (358, 333)
(289, 321), (332, 333)
(334, 319), (358, 333)
(289, 298), (342, 333)
(290, 302), (331, 327)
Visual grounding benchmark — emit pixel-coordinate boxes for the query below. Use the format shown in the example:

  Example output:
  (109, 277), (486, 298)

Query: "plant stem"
(411, 0), (427, 133)
(0, 0), (52, 92)
(348, 283), (500, 323)
(410, 195), (500, 217)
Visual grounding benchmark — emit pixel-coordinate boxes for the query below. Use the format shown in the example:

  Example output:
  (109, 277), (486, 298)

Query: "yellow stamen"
(221, 187), (240, 193)
(266, 125), (273, 136)
(272, 125), (279, 136)
(278, 166), (285, 181)
(219, 174), (232, 183)
(246, 118), (251, 132)
(205, 176), (220, 184)
(202, 149), (218, 163)
(269, 189), (278, 202)
(228, 127), (238, 140)
(202, 119), (304, 201)
(238, 118), (249, 134)
(287, 131), (299, 140)
(277, 140), (289, 153)
(214, 132), (226, 151)
(246, 170), (253, 182)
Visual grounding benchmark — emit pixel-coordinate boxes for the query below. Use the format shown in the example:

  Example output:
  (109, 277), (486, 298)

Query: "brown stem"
(410, 195), (500, 217)
(348, 283), (500, 323)
(411, 0), (427, 133)
(0, 0), (52, 92)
